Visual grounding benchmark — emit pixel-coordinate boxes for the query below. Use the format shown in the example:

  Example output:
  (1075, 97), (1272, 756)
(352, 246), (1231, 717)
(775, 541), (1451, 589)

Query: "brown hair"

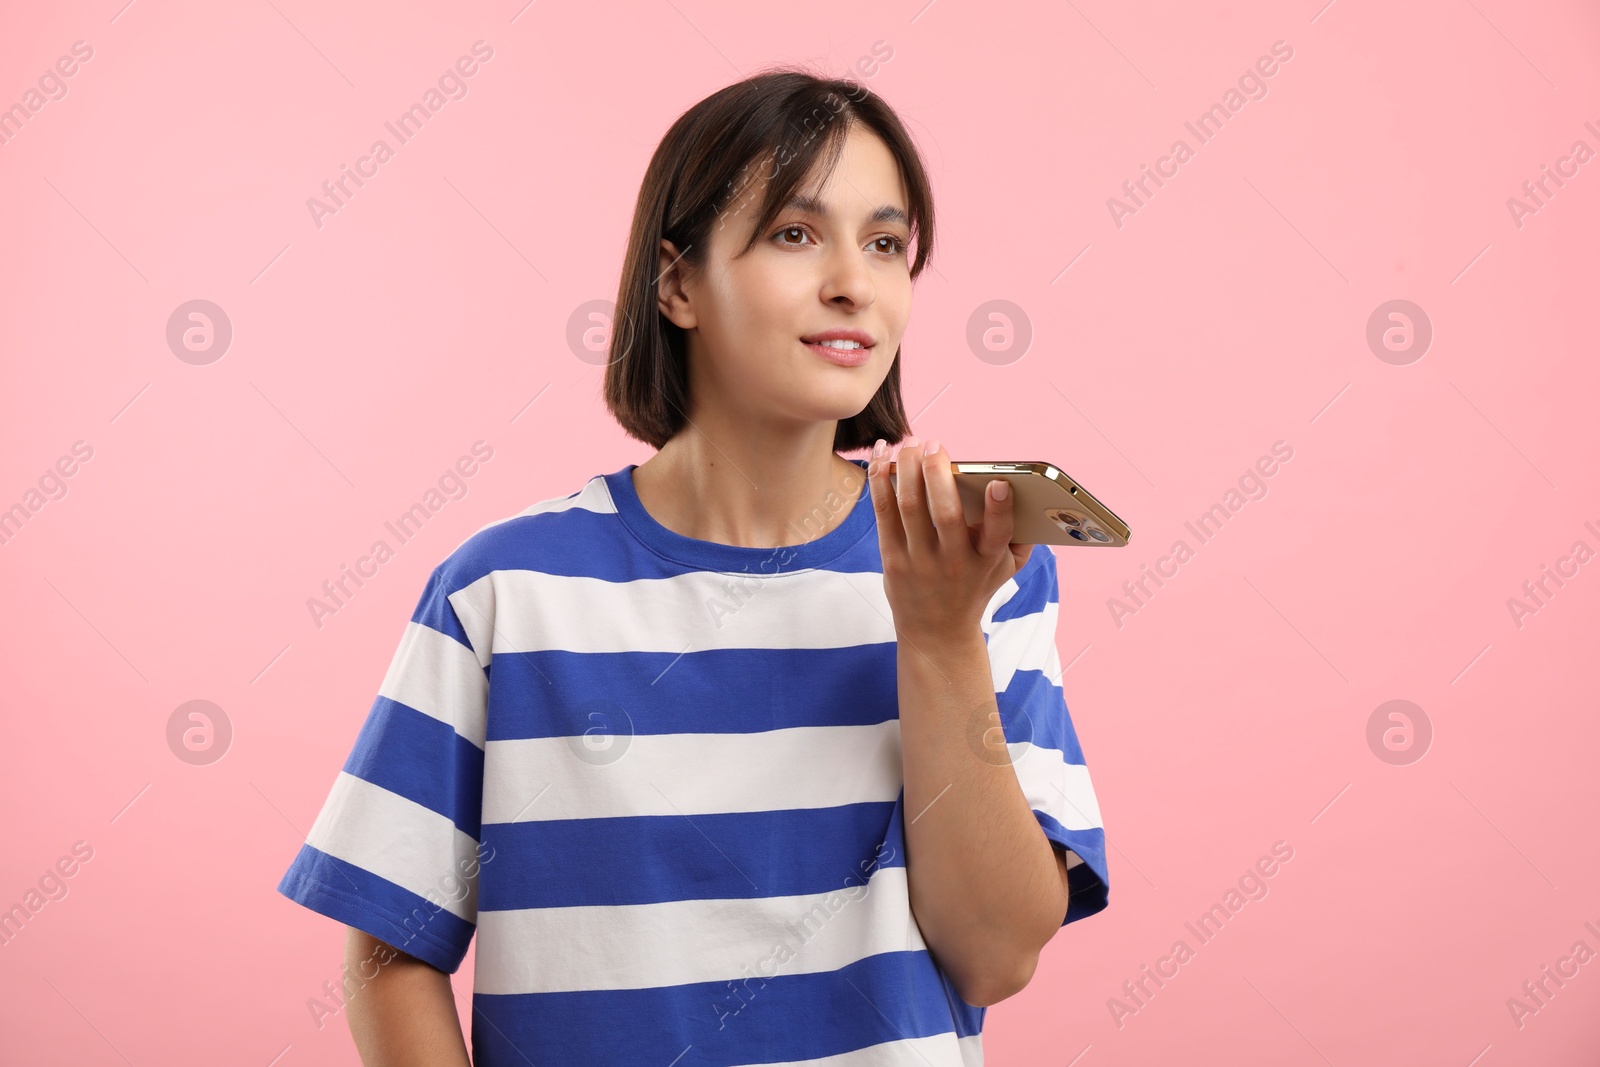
(603, 67), (935, 453)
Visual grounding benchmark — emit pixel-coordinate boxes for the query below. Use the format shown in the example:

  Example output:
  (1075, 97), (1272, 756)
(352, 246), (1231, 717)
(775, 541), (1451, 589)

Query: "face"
(657, 123), (914, 436)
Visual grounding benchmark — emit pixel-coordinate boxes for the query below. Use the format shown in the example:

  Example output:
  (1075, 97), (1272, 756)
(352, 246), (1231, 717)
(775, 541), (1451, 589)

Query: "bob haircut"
(604, 67), (935, 454)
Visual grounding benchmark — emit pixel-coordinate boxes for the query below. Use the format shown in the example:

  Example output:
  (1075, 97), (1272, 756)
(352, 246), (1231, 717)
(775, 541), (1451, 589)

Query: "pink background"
(2, 0), (1597, 1063)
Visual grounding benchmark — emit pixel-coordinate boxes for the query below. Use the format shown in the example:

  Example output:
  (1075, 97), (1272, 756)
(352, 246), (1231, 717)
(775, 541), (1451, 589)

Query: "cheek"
(711, 262), (774, 325)
(878, 277), (914, 339)
(889, 266), (915, 305)
(727, 266), (810, 339)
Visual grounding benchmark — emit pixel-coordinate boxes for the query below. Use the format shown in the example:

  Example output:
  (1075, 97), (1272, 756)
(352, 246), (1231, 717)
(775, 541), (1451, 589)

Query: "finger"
(920, 440), (967, 555)
(975, 477), (1017, 560)
(867, 439), (908, 560)
(893, 439), (940, 559)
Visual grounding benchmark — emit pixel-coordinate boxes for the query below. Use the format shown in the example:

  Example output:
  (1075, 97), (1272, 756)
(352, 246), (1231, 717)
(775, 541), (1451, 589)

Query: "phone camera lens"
(1089, 529), (1109, 542)
(1068, 528), (1087, 541)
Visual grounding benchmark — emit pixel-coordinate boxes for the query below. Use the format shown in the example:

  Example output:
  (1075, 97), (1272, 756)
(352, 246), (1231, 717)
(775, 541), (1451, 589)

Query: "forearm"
(896, 627), (1069, 1006)
(344, 929), (472, 1067)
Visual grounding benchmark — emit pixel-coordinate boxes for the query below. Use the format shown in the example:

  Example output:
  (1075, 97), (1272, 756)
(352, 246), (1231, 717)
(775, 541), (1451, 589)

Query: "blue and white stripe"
(279, 459), (1109, 1066)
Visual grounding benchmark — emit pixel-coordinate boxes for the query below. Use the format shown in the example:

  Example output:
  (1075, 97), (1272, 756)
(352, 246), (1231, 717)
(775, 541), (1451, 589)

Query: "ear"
(657, 239), (696, 330)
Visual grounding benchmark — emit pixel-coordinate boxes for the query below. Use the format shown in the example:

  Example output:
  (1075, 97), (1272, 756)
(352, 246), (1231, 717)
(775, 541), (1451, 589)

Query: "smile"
(802, 338), (873, 366)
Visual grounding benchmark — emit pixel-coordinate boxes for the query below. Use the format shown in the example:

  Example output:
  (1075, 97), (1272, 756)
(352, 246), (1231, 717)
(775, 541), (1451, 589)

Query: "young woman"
(278, 68), (1109, 1067)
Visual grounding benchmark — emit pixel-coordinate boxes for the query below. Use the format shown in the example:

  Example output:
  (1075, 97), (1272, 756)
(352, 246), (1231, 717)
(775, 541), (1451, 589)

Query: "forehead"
(794, 126), (908, 213)
(719, 126), (909, 242)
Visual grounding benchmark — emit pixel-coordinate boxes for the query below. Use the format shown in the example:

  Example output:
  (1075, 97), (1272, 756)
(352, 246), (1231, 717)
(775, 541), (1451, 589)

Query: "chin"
(765, 356), (887, 421)
(804, 395), (882, 427)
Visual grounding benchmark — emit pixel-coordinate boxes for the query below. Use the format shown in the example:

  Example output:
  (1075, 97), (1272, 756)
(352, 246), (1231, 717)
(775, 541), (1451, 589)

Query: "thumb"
(977, 477), (1016, 559)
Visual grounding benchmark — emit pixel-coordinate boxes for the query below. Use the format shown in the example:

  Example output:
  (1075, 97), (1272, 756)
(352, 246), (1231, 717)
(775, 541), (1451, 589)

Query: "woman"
(278, 67), (1109, 1067)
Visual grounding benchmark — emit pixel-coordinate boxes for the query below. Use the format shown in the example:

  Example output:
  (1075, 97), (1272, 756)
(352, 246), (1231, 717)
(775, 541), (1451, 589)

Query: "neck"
(630, 420), (868, 549)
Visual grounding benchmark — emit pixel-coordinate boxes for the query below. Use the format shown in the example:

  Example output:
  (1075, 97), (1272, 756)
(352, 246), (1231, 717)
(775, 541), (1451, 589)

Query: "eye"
(771, 226), (908, 255)
(773, 224), (812, 246)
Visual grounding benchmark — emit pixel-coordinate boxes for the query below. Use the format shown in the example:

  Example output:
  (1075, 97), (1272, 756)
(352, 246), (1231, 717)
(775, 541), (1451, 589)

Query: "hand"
(867, 436), (1035, 647)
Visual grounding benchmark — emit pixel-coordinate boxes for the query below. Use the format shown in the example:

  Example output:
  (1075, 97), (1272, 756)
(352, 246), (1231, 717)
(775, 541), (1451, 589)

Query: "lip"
(801, 328), (875, 367)
(801, 328), (875, 346)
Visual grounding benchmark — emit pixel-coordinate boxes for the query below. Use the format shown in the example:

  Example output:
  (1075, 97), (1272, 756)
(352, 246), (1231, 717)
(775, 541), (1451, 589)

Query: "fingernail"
(924, 438), (940, 457)
(903, 436), (919, 450)
(992, 479), (1009, 501)
(872, 438), (886, 458)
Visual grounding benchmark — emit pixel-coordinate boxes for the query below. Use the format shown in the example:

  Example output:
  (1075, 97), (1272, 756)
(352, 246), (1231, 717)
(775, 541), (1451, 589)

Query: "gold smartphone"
(886, 460), (1131, 547)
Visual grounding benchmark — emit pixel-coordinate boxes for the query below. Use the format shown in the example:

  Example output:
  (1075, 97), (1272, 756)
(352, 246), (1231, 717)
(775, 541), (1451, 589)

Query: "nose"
(818, 242), (875, 310)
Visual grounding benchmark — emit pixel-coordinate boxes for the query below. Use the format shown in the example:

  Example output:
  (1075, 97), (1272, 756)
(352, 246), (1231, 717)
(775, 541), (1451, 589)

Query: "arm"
(895, 627), (1072, 1006)
(343, 927), (472, 1067)
(868, 437), (1075, 1006)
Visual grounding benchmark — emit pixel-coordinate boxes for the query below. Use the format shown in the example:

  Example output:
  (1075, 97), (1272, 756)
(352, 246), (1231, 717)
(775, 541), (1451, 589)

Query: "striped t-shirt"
(277, 457), (1110, 1066)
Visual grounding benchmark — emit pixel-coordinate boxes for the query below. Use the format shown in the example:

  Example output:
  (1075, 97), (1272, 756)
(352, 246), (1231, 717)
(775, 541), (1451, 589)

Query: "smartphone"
(886, 460), (1131, 547)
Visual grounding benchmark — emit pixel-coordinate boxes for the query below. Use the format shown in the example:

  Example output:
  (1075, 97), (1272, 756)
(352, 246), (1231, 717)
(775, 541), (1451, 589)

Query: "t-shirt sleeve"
(276, 563), (489, 974)
(983, 544), (1110, 927)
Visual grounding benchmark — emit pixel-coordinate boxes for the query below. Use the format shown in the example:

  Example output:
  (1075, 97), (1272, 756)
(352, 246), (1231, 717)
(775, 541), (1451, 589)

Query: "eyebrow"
(782, 193), (909, 229)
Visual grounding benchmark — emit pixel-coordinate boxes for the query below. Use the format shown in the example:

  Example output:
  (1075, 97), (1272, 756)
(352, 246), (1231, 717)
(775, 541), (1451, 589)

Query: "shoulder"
(406, 473), (618, 649)
(990, 543), (1059, 624)
(430, 472), (617, 594)
(1017, 542), (1058, 585)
